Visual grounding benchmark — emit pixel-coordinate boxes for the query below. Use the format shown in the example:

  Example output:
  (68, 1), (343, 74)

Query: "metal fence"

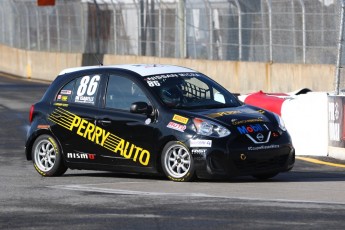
(0, 0), (342, 64)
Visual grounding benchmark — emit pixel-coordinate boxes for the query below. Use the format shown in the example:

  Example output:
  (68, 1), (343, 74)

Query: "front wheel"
(161, 141), (195, 182)
(31, 134), (67, 177)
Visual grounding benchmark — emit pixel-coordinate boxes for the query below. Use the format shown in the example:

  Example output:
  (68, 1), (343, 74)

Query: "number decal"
(77, 75), (100, 96)
(147, 80), (160, 87)
(75, 75), (100, 104)
(77, 76), (90, 96)
(87, 75), (100, 95)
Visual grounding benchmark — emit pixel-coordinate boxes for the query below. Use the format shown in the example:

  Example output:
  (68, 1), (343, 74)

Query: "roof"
(58, 64), (196, 77)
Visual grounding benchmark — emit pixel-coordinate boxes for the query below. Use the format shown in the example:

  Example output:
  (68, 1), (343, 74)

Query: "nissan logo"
(256, 133), (264, 142)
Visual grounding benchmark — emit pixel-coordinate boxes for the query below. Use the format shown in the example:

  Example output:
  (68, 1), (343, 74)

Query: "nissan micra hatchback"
(25, 64), (295, 182)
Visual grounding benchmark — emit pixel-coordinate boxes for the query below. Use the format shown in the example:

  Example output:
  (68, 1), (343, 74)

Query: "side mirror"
(130, 102), (152, 115)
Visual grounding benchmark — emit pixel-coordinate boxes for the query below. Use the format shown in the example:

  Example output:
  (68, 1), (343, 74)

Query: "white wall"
(281, 92), (328, 156)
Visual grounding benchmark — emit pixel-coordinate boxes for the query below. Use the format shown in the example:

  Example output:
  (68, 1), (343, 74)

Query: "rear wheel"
(31, 134), (67, 177)
(161, 141), (195, 182)
(252, 172), (279, 180)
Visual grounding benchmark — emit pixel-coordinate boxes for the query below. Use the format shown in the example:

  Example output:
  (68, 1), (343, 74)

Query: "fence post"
(110, 0), (117, 54)
(35, 8), (40, 50)
(234, 0), (242, 61)
(298, 0), (306, 64)
(335, 0), (345, 95)
(158, 0), (162, 57)
(178, 0), (186, 58)
(265, 0), (272, 63)
(56, 6), (60, 51)
(47, 8), (50, 51)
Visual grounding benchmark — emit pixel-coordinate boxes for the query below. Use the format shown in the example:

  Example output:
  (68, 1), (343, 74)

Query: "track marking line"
(296, 156), (345, 168)
(49, 184), (345, 205)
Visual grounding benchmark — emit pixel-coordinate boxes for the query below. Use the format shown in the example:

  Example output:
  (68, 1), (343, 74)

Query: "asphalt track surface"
(1, 74), (345, 230)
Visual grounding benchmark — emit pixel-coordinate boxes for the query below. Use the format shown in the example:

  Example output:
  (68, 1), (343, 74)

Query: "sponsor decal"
(75, 95), (95, 104)
(145, 74), (179, 87)
(232, 118), (264, 125)
(237, 124), (264, 134)
(37, 124), (50, 129)
(191, 149), (207, 159)
(190, 139), (212, 147)
(167, 121), (186, 132)
(67, 152), (95, 160)
(172, 114), (189, 124)
(60, 90), (72, 95)
(192, 149), (207, 155)
(256, 133), (264, 142)
(248, 144), (280, 151)
(48, 108), (150, 166)
(145, 73), (200, 87)
(207, 111), (242, 118)
(329, 101), (340, 141)
(57, 95), (62, 100)
(53, 102), (68, 107)
(61, 95), (68, 101)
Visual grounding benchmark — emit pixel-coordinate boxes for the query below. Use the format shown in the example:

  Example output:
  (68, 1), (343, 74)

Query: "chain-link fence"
(0, 0), (342, 65)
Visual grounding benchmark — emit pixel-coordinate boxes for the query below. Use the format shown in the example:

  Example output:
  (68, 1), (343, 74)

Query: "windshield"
(144, 72), (241, 109)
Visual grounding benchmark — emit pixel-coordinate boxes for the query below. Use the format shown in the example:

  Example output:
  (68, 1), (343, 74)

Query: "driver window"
(105, 75), (150, 111)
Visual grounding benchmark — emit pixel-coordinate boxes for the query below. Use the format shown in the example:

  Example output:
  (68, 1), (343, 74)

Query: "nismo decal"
(48, 108), (150, 166)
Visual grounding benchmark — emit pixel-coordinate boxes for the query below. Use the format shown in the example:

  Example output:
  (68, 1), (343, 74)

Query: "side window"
(72, 74), (101, 105)
(56, 80), (74, 102)
(106, 75), (150, 111)
(213, 88), (226, 103)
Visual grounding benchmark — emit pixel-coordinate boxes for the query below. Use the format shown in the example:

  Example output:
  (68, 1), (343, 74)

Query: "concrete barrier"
(0, 44), (335, 94)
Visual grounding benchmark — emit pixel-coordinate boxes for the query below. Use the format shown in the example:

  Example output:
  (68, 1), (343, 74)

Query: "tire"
(252, 172), (279, 180)
(161, 141), (195, 182)
(31, 134), (67, 177)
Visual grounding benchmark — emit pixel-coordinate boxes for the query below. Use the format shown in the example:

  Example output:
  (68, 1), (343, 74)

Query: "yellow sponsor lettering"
(139, 150), (150, 166)
(207, 111), (241, 118)
(49, 108), (151, 166)
(93, 126), (103, 144)
(70, 116), (81, 130)
(77, 119), (88, 136)
(114, 139), (125, 156)
(83, 122), (95, 140)
(124, 143), (135, 159)
(173, 114), (189, 124)
(133, 146), (143, 162)
(101, 131), (110, 147)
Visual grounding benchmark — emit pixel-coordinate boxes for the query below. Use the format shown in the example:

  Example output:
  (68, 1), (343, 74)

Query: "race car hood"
(205, 105), (270, 126)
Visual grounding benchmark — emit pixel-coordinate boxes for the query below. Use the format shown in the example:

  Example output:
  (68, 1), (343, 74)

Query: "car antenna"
(94, 54), (103, 66)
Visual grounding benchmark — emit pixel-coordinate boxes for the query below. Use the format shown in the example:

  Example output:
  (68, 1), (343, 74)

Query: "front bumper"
(193, 143), (295, 179)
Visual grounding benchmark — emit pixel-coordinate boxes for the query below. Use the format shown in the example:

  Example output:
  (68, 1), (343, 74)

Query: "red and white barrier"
(238, 90), (328, 156)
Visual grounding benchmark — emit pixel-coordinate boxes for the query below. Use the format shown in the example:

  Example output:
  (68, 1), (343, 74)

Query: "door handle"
(98, 119), (111, 125)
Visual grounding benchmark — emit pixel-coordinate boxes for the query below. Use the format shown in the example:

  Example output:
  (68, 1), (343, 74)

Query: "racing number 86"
(77, 75), (100, 97)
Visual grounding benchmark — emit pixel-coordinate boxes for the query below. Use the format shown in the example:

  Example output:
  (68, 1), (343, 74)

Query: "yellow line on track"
(296, 156), (345, 168)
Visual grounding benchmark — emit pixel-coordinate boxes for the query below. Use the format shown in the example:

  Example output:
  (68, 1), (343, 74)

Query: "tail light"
(29, 105), (34, 123)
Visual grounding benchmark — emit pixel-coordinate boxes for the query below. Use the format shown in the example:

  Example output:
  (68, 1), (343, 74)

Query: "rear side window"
(56, 81), (74, 103)
(56, 74), (101, 106)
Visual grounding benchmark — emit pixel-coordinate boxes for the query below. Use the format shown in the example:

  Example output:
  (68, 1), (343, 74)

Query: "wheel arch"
(26, 129), (63, 161)
(154, 135), (178, 173)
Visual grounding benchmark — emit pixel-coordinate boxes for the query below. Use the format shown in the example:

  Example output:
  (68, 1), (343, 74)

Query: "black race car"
(25, 64), (294, 182)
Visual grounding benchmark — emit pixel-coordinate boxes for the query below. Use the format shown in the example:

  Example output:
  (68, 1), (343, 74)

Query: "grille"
(234, 154), (289, 173)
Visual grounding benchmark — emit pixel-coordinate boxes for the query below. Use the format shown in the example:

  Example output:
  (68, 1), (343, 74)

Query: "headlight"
(273, 113), (287, 131)
(193, 118), (231, 137)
